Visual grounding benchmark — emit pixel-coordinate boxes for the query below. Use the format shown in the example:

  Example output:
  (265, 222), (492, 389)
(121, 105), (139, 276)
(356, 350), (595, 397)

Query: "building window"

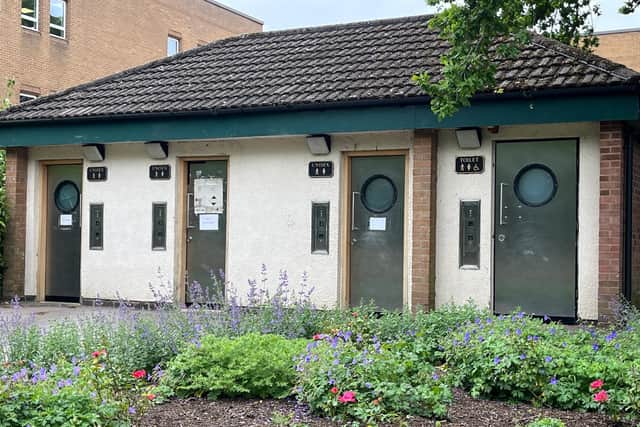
(49, 0), (66, 38)
(167, 36), (181, 56)
(21, 0), (38, 30)
(19, 92), (38, 103)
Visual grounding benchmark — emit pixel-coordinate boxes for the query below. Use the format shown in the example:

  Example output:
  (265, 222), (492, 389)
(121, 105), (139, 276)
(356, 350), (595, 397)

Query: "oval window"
(514, 164), (558, 207)
(54, 181), (80, 213)
(360, 174), (398, 214)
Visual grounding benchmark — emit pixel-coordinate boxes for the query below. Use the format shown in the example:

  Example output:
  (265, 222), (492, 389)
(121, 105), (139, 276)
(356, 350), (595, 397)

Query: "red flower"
(92, 349), (107, 358)
(313, 334), (322, 341)
(147, 393), (156, 401)
(594, 390), (609, 403)
(338, 391), (357, 404)
(132, 369), (147, 379)
(330, 386), (339, 394)
(590, 379), (604, 390)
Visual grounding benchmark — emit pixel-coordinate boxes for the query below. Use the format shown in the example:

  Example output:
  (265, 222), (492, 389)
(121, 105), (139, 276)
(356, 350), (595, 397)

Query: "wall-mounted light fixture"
(82, 144), (105, 162)
(306, 135), (331, 155)
(145, 141), (169, 160)
(455, 128), (482, 149)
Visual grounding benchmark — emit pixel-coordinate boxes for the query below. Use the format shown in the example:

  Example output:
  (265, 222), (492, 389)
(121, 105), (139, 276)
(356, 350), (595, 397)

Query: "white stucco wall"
(24, 132), (413, 307)
(435, 122), (600, 320)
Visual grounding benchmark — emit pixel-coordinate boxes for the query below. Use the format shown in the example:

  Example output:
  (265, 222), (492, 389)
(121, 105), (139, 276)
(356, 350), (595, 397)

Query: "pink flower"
(594, 390), (609, 403)
(590, 379), (604, 390)
(147, 393), (156, 401)
(132, 369), (146, 379)
(338, 391), (357, 404)
(330, 386), (339, 394)
(313, 334), (322, 341)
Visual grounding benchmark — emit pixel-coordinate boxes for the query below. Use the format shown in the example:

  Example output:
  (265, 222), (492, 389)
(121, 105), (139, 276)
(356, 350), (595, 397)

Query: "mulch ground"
(138, 389), (625, 426)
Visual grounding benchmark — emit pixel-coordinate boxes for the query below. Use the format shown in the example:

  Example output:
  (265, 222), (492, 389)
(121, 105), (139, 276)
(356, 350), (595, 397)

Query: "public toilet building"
(1, 16), (639, 321)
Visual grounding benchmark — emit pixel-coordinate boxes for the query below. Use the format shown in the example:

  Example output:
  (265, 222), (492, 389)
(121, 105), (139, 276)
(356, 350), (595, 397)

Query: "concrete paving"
(0, 302), (122, 327)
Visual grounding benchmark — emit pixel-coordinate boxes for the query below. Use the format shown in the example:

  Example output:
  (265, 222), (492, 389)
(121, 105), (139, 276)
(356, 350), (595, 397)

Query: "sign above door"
(456, 156), (484, 174)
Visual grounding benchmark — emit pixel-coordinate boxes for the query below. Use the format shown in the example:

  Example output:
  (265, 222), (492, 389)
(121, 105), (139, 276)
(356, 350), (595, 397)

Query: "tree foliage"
(414, 1), (638, 119)
(0, 79), (13, 293)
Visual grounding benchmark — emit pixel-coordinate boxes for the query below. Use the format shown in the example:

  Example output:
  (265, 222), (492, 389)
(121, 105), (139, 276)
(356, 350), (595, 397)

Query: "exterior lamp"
(306, 135), (331, 155)
(145, 141), (169, 160)
(82, 144), (105, 162)
(455, 128), (482, 149)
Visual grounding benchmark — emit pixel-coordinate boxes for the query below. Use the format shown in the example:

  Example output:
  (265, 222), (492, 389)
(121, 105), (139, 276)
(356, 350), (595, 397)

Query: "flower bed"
(0, 268), (639, 426)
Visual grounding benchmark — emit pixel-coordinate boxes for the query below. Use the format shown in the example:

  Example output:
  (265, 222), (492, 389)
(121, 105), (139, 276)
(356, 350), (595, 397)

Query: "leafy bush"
(295, 332), (451, 425)
(526, 418), (566, 427)
(163, 333), (307, 399)
(443, 311), (640, 423)
(0, 350), (158, 426)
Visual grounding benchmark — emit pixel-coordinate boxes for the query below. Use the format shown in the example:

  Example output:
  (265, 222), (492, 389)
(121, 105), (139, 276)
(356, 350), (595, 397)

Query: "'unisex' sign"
(456, 156), (484, 174)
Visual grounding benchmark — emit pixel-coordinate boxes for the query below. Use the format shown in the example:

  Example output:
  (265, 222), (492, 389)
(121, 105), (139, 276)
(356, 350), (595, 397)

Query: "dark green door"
(46, 164), (82, 302)
(494, 140), (577, 318)
(186, 160), (227, 303)
(349, 156), (405, 310)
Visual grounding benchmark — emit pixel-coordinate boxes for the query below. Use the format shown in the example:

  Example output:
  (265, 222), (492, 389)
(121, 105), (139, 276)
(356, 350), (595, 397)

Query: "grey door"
(349, 156), (405, 310)
(46, 164), (82, 302)
(494, 139), (577, 318)
(186, 160), (227, 303)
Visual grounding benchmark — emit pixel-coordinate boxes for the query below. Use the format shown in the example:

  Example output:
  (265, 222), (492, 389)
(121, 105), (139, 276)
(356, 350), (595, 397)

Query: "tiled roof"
(1, 15), (638, 123)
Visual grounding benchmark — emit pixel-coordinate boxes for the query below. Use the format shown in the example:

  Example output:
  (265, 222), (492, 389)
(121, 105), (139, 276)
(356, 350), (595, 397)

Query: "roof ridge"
(0, 14), (434, 117)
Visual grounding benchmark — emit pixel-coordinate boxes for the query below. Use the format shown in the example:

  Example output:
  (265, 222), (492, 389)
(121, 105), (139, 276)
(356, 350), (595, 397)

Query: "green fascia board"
(0, 94), (637, 147)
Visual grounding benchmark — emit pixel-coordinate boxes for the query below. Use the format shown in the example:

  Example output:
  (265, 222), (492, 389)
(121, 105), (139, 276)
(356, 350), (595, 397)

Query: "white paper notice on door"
(194, 178), (224, 214)
(59, 214), (73, 227)
(199, 214), (219, 231)
(369, 217), (387, 231)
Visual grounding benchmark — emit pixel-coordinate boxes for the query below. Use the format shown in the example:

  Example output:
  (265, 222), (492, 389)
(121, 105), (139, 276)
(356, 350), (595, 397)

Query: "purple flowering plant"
(294, 331), (451, 425)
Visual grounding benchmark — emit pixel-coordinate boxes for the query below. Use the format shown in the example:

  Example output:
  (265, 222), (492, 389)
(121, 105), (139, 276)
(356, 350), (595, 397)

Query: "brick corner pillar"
(412, 129), (437, 311)
(598, 122), (625, 321)
(3, 147), (28, 300)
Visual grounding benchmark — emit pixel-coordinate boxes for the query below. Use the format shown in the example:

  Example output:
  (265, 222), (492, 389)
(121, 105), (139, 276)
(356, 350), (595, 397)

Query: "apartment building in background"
(0, 0), (262, 103)
(594, 28), (640, 71)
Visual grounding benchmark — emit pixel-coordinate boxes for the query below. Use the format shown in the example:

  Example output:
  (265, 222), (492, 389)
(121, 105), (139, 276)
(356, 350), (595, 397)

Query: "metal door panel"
(494, 140), (577, 317)
(186, 160), (227, 303)
(349, 156), (405, 310)
(46, 164), (82, 301)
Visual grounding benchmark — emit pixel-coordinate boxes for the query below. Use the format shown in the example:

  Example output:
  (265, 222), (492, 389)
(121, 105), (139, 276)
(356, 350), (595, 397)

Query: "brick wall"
(3, 147), (28, 299)
(412, 130), (437, 310)
(594, 31), (640, 72)
(599, 121), (625, 320)
(632, 136), (640, 307)
(0, 0), (262, 102)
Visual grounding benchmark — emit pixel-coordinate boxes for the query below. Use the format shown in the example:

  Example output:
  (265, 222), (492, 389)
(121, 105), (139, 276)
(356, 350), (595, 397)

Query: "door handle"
(351, 191), (360, 231)
(186, 193), (196, 229)
(499, 183), (509, 225)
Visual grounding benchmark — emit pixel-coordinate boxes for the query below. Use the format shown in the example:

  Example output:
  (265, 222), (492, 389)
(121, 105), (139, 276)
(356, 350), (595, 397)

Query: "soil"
(139, 389), (627, 427)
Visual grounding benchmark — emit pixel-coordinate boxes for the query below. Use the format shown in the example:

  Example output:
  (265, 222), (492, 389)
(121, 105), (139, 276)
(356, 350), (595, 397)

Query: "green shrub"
(163, 333), (307, 399)
(526, 418), (566, 427)
(295, 333), (451, 425)
(443, 311), (640, 423)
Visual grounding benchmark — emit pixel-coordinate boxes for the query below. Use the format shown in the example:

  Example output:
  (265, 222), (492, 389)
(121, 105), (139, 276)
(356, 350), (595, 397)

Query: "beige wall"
(435, 123), (601, 320)
(0, 0), (261, 101)
(24, 132), (413, 307)
(594, 30), (640, 71)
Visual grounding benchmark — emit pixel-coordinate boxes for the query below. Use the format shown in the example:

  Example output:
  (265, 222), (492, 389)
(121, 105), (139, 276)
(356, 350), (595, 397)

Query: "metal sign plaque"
(87, 167), (108, 181)
(149, 165), (171, 180)
(309, 161), (333, 178)
(456, 156), (484, 174)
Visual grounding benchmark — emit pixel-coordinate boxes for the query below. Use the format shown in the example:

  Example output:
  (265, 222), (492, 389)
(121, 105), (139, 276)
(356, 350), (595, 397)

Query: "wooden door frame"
(340, 150), (410, 308)
(37, 159), (84, 302)
(175, 156), (230, 305)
